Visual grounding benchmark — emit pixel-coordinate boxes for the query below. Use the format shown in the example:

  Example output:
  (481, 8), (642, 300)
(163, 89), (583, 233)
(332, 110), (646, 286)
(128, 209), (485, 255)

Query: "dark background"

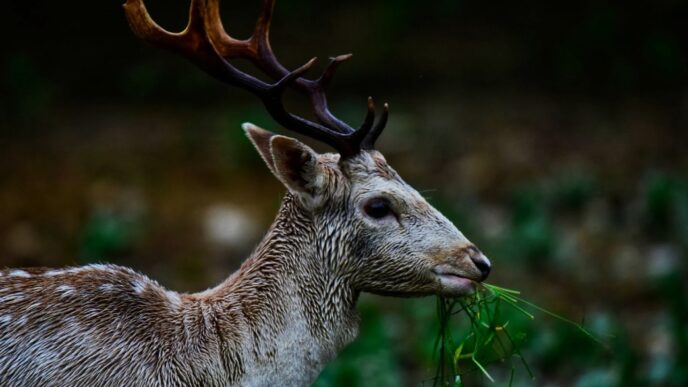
(2, 0), (688, 385)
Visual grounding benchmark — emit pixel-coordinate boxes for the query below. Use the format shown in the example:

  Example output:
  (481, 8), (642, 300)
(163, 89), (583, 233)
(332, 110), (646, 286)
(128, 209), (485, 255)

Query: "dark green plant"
(434, 284), (606, 387)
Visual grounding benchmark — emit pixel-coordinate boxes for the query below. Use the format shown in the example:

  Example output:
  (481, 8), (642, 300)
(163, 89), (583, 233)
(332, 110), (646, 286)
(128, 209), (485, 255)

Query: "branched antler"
(123, 0), (388, 156)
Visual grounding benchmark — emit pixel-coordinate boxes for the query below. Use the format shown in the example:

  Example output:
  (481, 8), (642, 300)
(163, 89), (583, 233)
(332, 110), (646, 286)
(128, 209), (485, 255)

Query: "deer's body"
(0, 194), (358, 387)
(1, 0), (493, 385)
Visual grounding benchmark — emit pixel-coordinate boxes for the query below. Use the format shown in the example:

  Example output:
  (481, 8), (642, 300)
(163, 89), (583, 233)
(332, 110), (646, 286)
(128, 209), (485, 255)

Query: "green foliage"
(433, 284), (605, 387)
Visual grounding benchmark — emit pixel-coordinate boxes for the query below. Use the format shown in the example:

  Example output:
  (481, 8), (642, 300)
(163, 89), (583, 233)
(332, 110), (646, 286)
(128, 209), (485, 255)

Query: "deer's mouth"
(432, 266), (477, 297)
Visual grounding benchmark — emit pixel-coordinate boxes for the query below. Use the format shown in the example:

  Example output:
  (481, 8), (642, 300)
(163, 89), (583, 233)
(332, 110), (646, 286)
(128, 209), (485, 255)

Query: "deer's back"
(0, 264), (235, 387)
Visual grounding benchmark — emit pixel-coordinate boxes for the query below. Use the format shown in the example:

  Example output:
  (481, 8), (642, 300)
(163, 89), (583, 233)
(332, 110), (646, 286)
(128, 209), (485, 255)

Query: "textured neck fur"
(202, 193), (360, 384)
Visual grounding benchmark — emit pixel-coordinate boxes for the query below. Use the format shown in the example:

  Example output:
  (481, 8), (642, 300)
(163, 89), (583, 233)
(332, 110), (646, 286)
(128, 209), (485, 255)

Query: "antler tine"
(361, 102), (389, 150)
(250, 0), (282, 70)
(307, 54), (357, 132)
(359, 97), (376, 132)
(205, 0), (251, 55)
(317, 54), (353, 89)
(125, 0), (389, 157)
(123, 0), (187, 52)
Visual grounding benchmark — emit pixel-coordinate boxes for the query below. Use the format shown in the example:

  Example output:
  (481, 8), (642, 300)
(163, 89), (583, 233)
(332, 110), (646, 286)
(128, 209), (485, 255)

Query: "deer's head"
(243, 125), (490, 297)
(124, 0), (491, 296)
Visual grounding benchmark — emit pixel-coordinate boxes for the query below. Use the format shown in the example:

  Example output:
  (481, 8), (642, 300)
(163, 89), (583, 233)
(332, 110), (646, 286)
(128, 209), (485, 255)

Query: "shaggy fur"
(0, 126), (490, 386)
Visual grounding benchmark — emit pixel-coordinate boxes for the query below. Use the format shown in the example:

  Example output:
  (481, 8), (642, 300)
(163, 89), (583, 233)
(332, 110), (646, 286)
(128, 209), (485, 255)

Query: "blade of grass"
(472, 356), (495, 383)
(498, 296), (535, 320)
(507, 294), (606, 346)
(483, 283), (522, 295)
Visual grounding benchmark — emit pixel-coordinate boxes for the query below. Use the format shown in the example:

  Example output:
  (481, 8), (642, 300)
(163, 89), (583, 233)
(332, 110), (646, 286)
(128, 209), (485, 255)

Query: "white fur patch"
(9, 270), (31, 278)
(0, 315), (11, 324)
(44, 269), (65, 276)
(63, 267), (92, 275)
(46, 265), (117, 277)
(86, 264), (117, 273)
(99, 283), (116, 292)
(132, 279), (147, 294)
(0, 293), (24, 303)
(166, 291), (182, 310)
(56, 285), (75, 297)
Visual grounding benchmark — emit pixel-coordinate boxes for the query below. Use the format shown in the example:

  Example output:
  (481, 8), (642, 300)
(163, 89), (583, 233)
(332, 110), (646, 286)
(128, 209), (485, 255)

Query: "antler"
(123, 0), (388, 157)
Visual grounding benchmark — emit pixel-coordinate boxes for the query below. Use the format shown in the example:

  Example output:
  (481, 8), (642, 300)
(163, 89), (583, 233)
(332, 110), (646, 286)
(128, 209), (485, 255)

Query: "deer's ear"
(269, 135), (324, 199)
(243, 122), (278, 176)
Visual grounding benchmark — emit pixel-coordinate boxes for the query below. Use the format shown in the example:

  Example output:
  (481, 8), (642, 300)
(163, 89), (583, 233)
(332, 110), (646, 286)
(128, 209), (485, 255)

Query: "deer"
(0, 0), (492, 386)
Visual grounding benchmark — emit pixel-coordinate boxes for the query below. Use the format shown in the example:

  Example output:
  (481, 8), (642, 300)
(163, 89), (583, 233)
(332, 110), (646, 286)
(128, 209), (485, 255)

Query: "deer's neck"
(203, 194), (360, 384)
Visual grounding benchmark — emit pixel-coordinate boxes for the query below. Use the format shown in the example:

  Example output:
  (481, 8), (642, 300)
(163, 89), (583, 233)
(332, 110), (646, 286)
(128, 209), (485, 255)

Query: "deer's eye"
(363, 197), (393, 219)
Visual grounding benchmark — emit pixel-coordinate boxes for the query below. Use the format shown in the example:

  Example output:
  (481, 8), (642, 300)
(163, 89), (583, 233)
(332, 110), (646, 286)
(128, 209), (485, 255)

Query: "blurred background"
(2, 0), (688, 385)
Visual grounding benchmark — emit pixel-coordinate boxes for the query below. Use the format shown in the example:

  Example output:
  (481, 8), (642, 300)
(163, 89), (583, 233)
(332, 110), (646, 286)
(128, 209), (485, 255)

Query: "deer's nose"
(469, 250), (491, 281)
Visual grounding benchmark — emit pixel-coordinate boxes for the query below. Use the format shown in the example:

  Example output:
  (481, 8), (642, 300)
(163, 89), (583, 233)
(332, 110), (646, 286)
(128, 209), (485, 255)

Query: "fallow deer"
(0, 0), (492, 385)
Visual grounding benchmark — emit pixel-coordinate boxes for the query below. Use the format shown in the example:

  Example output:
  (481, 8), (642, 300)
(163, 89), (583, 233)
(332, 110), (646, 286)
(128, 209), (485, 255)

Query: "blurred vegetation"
(1, 0), (687, 386)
